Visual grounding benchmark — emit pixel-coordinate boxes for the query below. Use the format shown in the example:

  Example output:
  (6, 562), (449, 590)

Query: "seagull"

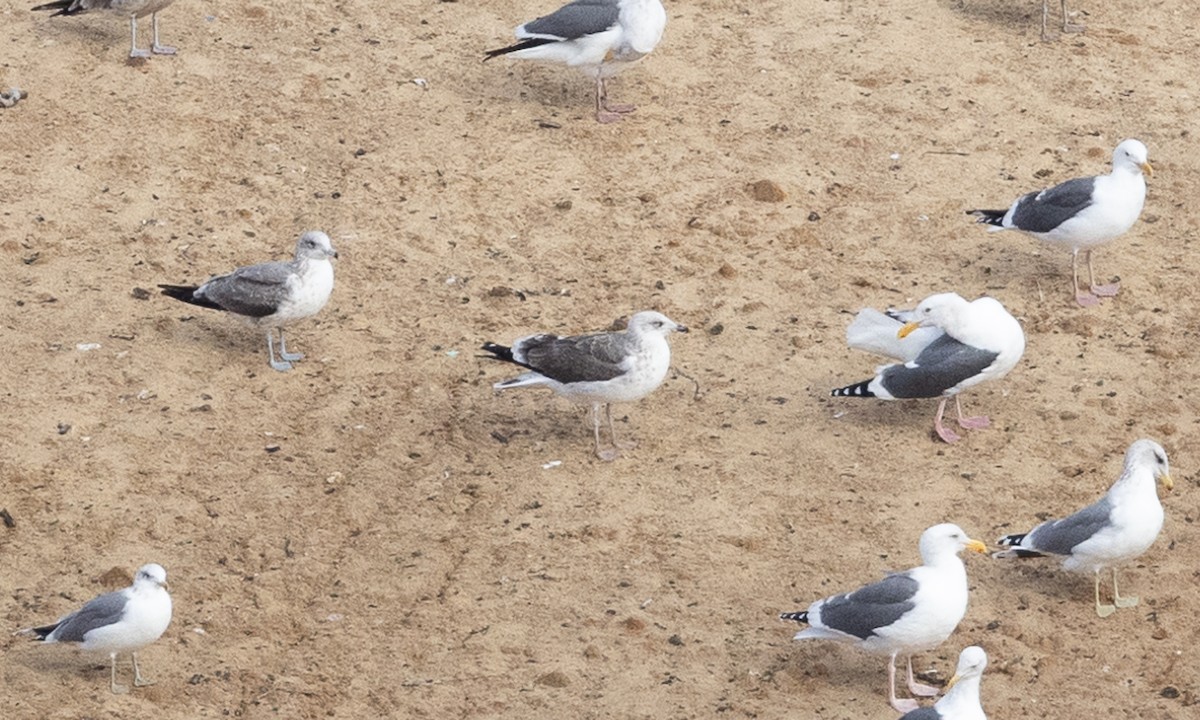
(32, 1), (179, 59)
(481, 310), (687, 461)
(484, 0), (667, 123)
(16, 563), (172, 694)
(968, 139), (1152, 307)
(831, 293), (1025, 444)
(159, 230), (338, 372)
(1041, 0), (1085, 41)
(780, 523), (987, 713)
(899, 646), (989, 720)
(994, 439), (1172, 617)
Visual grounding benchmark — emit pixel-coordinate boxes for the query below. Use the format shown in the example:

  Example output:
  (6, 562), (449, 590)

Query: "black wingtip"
(966, 208), (1006, 226)
(29, 622), (58, 640)
(779, 611), (809, 624)
(31, 1), (77, 16)
(158, 284), (225, 312)
(483, 37), (558, 62)
(831, 380), (874, 398)
(480, 342), (515, 363)
(996, 533), (1026, 547)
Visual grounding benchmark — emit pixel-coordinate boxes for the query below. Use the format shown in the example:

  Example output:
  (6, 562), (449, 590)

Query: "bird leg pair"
(887, 652), (940, 713)
(590, 403), (637, 461)
(265, 328), (305, 372)
(1071, 248), (1120, 307)
(129, 14), (176, 59)
(1094, 568), (1139, 618)
(1041, 0), (1086, 42)
(932, 396), (991, 443)
(110, 651), (154, 694)
(594, 77), (636, 124)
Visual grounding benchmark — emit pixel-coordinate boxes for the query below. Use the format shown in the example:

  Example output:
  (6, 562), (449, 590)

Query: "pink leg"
(955, 396), (990, 430)
(888, 653), (920, 713)
(933, 398), (962, 443)
(594, 77), (636, 123)
(1085, 249), (1120, 297)
(591, 405), (616, 461)
(906, 656), (940, 697)
(605, 405), (638, 451)
(1061, 0), (1086, 33)
(1072, 249), (1100, 306)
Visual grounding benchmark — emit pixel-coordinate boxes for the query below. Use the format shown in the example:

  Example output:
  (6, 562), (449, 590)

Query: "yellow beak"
(897, 321), (921, 339)
(945, 673), (962, 691)
(1142, 161), (1154, 177)
(1160, 473), (1173, 492)
(966, 539), (988, 554)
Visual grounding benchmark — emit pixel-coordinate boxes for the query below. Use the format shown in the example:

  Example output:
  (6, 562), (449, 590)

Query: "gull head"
(628, 311), (688, 337)
(135, 563), (169, 591)
(1126, 438), (1172, 491)
(295, 230), (339, 261)
(946, 645), (988, 689)
(1113, 138), (1152, 177)
(897, 292), (969, 338)
(918, 523), (987, 564)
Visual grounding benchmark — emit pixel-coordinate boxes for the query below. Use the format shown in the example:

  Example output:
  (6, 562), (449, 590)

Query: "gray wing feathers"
(899, 707), (944, 720)
(879, 335), (999, 398)
(1010, 176), (1097, 233)
(198, 261), (296, 318)
(48, 590), (128, 642)
(817, 573), (920, 640)
(521, 0), (622, 40)
(517, 332), (631, 384)
(1028, 496), (1114, 555)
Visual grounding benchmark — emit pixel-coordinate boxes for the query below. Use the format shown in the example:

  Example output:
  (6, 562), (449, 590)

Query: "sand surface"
(1, 0), (1197, 717)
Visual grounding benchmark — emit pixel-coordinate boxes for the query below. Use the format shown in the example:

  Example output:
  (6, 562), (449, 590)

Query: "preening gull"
(32, 1), (179, 59)
(968, 139), (1151, 307)
(159, 230), (338, 372)
(484, 0), (667, 123)
(899, 646), (988, 720)
(995, 439), (1172, 617)
(17, 563), (172, 694)
(481, 310), (687, 461)
(831, 293), (1025, 444)
(779, 523), (987, 713)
